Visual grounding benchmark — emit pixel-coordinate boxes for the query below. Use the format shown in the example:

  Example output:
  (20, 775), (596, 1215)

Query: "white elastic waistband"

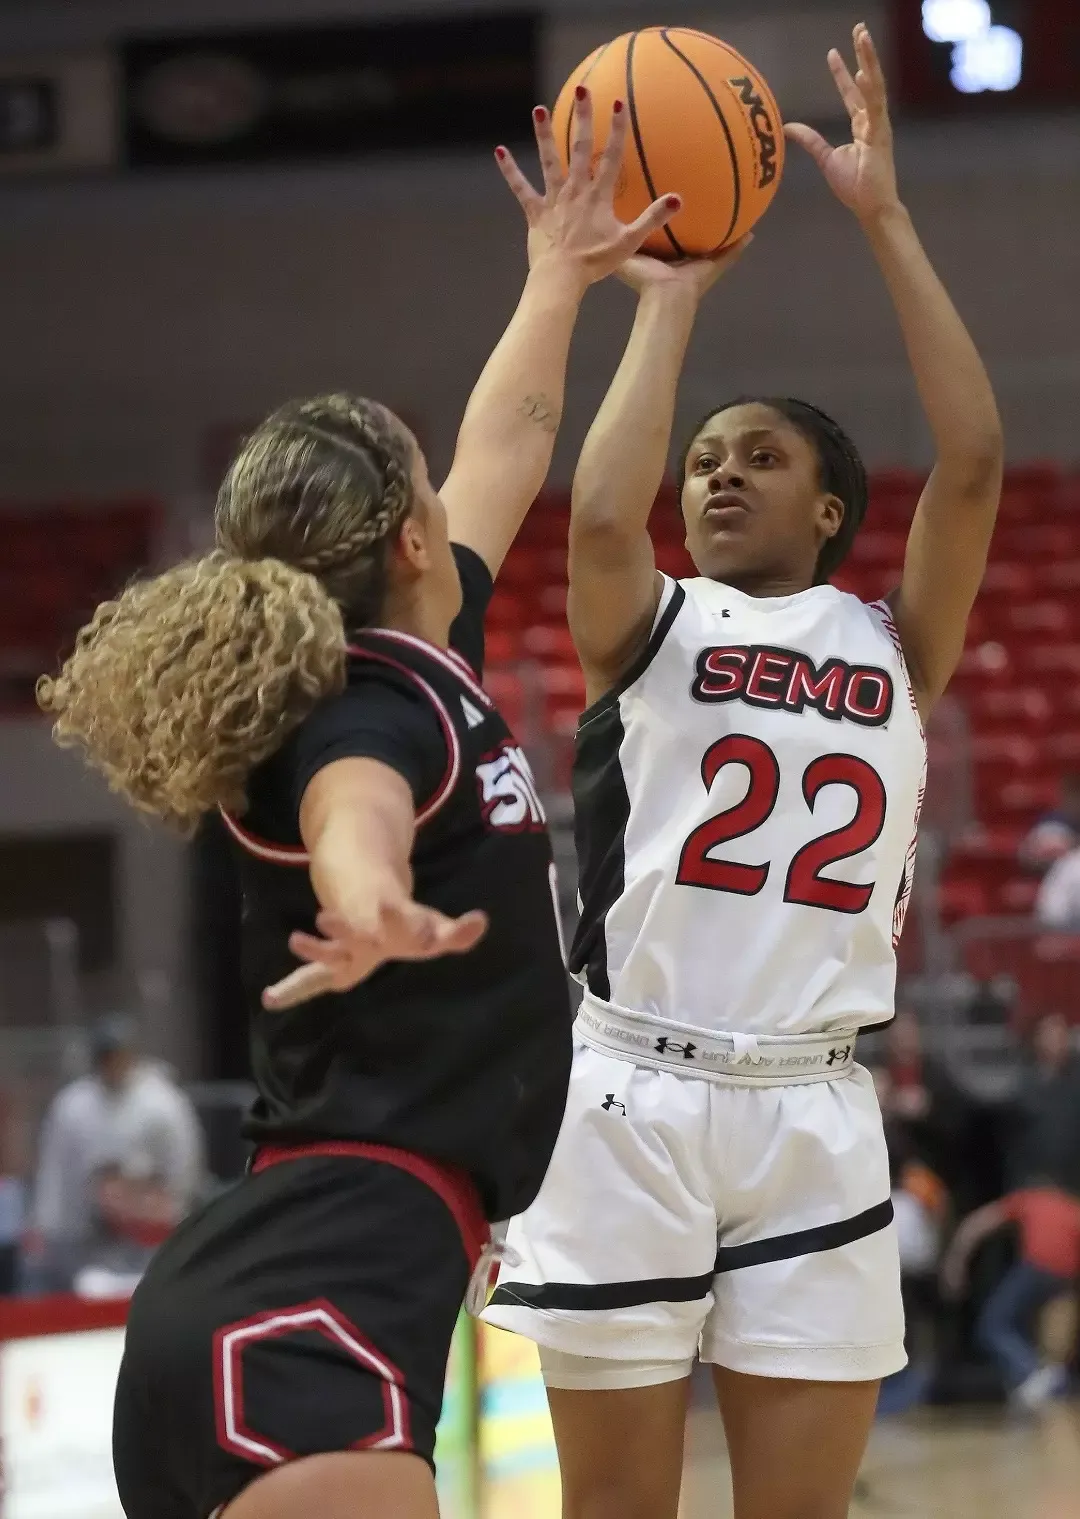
(575, 998), (858, 1085)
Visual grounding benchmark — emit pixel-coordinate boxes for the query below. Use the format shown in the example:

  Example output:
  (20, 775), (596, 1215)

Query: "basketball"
(552, 27), (784, 258)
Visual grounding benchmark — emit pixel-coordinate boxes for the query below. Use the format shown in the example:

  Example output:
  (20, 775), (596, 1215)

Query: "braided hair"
(216, 393), (415, 626)
(38, 394), (420, 832)
(676, 397), (869, 582)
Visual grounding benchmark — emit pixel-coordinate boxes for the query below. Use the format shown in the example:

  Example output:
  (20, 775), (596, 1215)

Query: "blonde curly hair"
(38, 395), (415, 833)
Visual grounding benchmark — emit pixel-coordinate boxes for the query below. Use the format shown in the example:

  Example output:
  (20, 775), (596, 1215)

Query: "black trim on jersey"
(487, 1270), (714, 1312)
(577, 580), (687, 730)
(713, 1198), (894, 1274)
(569, 581), (686, 999)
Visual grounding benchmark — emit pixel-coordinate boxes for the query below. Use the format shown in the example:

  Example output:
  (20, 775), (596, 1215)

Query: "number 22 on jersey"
(676, 733), (887, 914)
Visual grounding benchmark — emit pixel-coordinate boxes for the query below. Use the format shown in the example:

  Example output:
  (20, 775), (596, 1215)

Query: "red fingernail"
(533, 105), (548, 123)
(666, 195), (681, 209)
(495, 146), (507, 161)
(575, 85), (587, 101)
(613, 99), (624, 114)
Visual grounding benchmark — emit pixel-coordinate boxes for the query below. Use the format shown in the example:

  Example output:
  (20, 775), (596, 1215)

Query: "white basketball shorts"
(482, 1042), (906, 1384)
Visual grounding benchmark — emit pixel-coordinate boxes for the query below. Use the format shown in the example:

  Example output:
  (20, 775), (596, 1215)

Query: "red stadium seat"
(949, 824), (1025, 863)
(969, 687), (1053, 730)
(484, 628), (519, 666)
(1022, 643), (1080, 677)
(995, 524), (1078, 560)
(996, 777), (1060, 821)
(997, 876), (1039, 914)
(939, 877), (990, 923)
(978, 562), (1037, 599)
(1038, 559), (1080, 593)
(1001, 600), (1075, 639)
(848, 530), (906, 566)
(1044, 731), (1080, 767)
(521, 624), (577, 663)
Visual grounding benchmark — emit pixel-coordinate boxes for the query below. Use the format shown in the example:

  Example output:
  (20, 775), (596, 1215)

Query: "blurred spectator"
(880, 1009), (976, 1210)
(941, 1183), (1080, 1409)
(874, 1062), (950, 1412)
(0, 1094), (25, 1295)
(26, 1015), (204, 1293)
(1007, 1013), (1080, 1195)
(1019, 772), (1080, 873)
(1034, 844), (1080, 928)
(0, 1174), (21, 1295)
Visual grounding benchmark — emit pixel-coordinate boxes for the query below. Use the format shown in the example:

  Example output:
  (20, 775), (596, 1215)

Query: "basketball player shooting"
(485, 26), (1003, 1519)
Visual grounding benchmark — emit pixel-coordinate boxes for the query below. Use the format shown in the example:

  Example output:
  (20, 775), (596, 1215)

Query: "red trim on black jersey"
(359, 629), (493, 709)
(251, 1140), (490, 1267)
(220, 643), (464, 866)
(212, 1296), (412, 1468)
(346, 644), (461, 826)
(218, 807), (309, 868)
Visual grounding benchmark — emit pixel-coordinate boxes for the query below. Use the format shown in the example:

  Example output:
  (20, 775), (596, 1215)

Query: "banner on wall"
(0, 49), (118, 175)
(122, 14), (538, 169)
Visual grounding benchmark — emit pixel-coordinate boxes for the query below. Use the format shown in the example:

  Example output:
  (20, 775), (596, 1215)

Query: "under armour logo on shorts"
(827, 1045), (852, 1065)
(601, 1094), (626, 1114)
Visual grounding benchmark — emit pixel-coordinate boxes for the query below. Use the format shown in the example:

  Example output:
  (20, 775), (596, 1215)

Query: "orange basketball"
(552, 27), (784, 258)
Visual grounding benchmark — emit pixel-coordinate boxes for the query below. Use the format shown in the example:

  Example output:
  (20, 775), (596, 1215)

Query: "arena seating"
(3, 473), (1079, 1010)
(0, 500), (159, 714)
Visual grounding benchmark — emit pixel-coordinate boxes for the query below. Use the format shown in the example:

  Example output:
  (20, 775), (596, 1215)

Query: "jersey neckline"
(681, 577), (844, 611)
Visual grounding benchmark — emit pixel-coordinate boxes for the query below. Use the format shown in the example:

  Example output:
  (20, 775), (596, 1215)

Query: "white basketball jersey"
(569, 575), (926, 1037)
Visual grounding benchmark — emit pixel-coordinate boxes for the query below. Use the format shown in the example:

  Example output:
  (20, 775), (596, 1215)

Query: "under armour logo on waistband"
(655, 1036), (697, 1060)
(827, 1045), (852, 1066)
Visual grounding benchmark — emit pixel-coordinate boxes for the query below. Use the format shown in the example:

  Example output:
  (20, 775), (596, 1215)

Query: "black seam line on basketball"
(626, 30), (684, 259)
(566, 37), (619, 167)
(712, 1198), (895, 1276)
(659, 29), (741, 252)
(680, 29), (784, 124)
(577, 581), (687, 731)
(488, 1269), (714, 1312)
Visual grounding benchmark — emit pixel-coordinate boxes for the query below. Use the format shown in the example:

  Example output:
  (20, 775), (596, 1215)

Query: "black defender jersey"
(222, 545), (572, 1220)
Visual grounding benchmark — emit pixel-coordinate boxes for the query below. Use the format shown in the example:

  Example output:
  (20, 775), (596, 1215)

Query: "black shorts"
(112, 1143), (487, 1519)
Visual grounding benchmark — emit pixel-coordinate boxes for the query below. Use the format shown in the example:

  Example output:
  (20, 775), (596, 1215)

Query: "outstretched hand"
(263, 899), (488, 1010)
(617, 234), (754, 302)
(495, 88), (682, 286)
(785, 23), (900, 223)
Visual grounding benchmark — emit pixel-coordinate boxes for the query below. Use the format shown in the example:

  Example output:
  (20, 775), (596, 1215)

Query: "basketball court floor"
(681, 1397), (1080, 1518)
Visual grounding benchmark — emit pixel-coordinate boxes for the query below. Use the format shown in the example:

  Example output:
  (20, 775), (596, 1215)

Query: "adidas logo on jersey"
(461, 695), (486, 730)
(691, 643), (894, 728)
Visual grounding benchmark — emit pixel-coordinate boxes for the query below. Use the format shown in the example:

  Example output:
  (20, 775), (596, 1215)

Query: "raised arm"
(262, 757), (486, 1009)
(788, 24), (1003, 716)
(568, 249), (748, 701)
(442, 90), (680, 579)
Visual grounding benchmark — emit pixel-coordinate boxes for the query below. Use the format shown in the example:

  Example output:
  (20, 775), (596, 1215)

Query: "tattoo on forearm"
(519, 393), (560, 435)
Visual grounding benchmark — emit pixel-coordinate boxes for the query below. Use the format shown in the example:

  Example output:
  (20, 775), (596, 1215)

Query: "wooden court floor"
(680, 1400), (1080, 1518)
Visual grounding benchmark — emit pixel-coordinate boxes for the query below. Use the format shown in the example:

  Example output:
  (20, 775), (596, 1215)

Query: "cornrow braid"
(216, 393), (416, 627)
(676, 396), (870, 582)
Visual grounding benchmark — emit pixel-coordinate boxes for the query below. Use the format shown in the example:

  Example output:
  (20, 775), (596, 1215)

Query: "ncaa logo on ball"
(728, 76), (779, 190)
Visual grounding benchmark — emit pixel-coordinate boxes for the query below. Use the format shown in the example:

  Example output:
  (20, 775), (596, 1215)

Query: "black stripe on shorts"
(487, 1198), (894, 1313)
(713, 1197), (894, 1275)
